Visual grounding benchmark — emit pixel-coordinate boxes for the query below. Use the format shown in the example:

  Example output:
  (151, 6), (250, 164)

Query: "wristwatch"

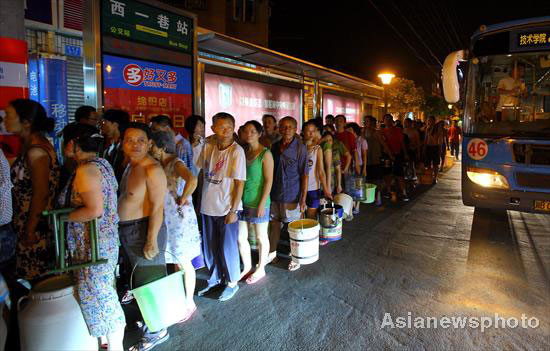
(229, 209), (237, 214)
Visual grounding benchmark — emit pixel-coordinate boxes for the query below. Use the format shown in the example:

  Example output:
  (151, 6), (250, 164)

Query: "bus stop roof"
(197, 29), (383, 96)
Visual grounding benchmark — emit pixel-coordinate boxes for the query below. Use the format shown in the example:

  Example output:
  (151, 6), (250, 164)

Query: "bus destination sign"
(512, 29), (550, 52)
(102, 0), (193, 54)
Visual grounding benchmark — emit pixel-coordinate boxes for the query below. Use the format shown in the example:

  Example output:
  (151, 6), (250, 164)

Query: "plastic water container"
(18, 275), (97, 351)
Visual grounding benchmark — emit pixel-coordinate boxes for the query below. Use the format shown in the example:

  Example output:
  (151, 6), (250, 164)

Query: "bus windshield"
(464, 51), (550, 138)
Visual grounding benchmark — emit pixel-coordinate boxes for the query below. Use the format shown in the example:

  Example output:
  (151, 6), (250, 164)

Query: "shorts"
(270, 202), (301, 224)
(425, 145), (441, 168)
(119, 217), (167, 288)
(306, 190), (321, 209)
(366, 164), (383, 181)
(0, 223), (16, 265)
(238, 206), (270, 224)
(383, 154), (405, 178)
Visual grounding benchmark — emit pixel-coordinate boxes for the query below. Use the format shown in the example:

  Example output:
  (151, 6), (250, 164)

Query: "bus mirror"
(442, 50), (464, 103)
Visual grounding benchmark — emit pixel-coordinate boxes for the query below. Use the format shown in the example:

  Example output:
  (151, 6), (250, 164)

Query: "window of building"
(233, 0), (255, 22)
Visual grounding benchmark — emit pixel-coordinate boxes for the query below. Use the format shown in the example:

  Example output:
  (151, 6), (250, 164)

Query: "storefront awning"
(197, 29), (382, 96)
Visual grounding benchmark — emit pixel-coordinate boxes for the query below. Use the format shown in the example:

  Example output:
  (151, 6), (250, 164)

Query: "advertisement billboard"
(204, 73), (301, 133)
(102, 54), (192, 131)
(322, 93), (361, 124)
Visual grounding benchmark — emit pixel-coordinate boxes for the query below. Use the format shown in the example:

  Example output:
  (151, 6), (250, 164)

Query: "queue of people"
(0, 98), (457, 351)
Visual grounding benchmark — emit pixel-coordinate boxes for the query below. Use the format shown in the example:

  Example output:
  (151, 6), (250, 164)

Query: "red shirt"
(335, 131), (357, 153)
(448, 126), (461, 142)
(382, 127), (404, 155)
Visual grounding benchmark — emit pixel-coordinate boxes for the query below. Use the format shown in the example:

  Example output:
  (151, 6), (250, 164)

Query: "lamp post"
(378, 73), (395, 117)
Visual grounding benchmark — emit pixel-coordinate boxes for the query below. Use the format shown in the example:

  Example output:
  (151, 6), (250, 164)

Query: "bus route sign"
(511, 28), (550, 52)
(102, 0), (193, 54)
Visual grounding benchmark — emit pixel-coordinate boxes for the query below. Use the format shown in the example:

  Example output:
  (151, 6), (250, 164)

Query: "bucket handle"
(17, 295), (29, 312)
(129, 250), (183, 291)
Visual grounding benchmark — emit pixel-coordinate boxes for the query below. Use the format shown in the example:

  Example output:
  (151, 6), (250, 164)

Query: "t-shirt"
(448, 126), (461, 143)
(382, 127), (404, 155)
(497, 75), (523, 112)
(355, 136), (368, 166)
(335, 131), (357, 154)
(196, 139), (246, 216)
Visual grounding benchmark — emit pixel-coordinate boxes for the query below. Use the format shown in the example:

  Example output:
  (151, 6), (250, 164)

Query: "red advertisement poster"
(322, 93), (361, 124)
(204, 73), (301, 132)
(102, 54), (192, 134)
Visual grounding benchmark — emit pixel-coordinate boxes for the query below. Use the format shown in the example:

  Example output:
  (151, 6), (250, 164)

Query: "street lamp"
(378, 72), (395, 116)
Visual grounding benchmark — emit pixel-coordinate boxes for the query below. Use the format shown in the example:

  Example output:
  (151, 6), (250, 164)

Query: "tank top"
(242, 148), (271, 208)
(365, 128), (382, 165)
(307, 145), (320, 191)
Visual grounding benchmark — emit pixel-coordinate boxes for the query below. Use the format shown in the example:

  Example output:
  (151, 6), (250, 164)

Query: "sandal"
(288, 262), (301, 272)
(177, 305), (197, 324)
(246, 271), (266, 285)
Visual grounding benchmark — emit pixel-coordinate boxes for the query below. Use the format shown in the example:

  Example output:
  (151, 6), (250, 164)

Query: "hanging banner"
(322, 93), (361, 124)
(28, 56), (39, 101)
(102, 54), (192, 132)
(36, 57), (69, 159)
(204, 73), (302, 132)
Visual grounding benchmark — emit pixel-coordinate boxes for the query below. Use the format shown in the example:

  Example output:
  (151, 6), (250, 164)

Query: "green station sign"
(102, 0), (193, 54)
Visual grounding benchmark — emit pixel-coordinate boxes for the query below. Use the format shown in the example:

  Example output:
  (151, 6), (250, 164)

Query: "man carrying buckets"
(195, 113), (246, 302)
(118, 122), (169, 351)
(269, 116), (309, 272)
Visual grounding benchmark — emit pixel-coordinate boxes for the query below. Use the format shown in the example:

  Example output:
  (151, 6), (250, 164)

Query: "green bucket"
(131, 253), (186, 332)
(362, 183), (377, 204)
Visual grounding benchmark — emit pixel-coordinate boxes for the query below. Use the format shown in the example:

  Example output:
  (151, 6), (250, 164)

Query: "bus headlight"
(466, 167), (510, 190)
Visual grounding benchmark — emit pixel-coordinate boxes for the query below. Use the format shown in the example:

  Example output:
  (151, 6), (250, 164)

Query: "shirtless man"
(118, 122), (169, 351)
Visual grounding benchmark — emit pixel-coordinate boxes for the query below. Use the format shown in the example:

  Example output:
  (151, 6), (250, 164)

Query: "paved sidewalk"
(125, 162), (550, 350)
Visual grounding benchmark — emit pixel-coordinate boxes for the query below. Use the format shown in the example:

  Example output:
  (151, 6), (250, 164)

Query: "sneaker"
(197, 283), (220, 297)
(352, 208), (360, 215)
(383, 193), (390, 199)
(121, 290), (134, 305)
(218, 285), (239, 301)
(402, 195), (410, 202)
(129, 329), (169, 351)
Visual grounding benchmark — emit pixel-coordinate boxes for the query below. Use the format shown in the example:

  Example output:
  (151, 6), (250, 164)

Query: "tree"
(422, 94), (453, 118)
(385, 77), (424, 119)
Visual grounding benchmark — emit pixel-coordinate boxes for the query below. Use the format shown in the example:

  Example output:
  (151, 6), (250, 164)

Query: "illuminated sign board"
(511, 28), (550, 52)
(102, 54), (192, 130)
(101, 0), (193, 53)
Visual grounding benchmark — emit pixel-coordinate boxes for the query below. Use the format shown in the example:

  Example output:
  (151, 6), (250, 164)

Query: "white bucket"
(288, 219), (319, 265)
(18, 275), (97, 351)
(334, 193), (354, 218)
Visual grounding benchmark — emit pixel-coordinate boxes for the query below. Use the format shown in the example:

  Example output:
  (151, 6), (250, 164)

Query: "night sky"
(269, 0), (550, 91)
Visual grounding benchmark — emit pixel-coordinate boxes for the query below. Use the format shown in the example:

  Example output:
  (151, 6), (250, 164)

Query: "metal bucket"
(319, 207), (339, 228)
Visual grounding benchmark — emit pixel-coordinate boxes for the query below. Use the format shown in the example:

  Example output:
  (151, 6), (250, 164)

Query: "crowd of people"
(0, 98), (460, 351)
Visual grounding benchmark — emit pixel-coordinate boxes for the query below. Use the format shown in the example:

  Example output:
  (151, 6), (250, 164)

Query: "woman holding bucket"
(303, 120), (332, 220)
(150, 130), (200, 322)
(237, 121), (274, 284)
(59, 123), (126, 351)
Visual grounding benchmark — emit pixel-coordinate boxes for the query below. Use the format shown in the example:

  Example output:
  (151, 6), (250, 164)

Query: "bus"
(442, 17), (550, 213)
